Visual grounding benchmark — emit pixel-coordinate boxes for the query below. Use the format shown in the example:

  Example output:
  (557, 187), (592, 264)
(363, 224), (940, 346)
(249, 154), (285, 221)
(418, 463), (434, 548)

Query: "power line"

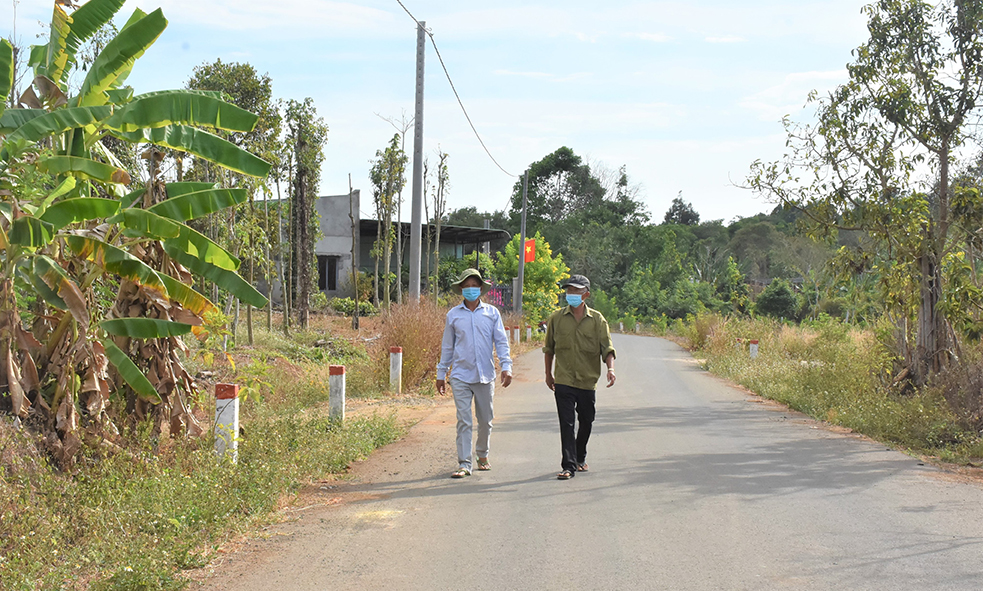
(394, 0), (518, 180)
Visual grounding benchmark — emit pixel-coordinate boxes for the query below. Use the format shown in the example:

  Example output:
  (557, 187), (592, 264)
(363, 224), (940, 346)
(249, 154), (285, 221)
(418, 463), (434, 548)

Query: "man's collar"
(563, 304), (594, 317)
(457, 300), (487, 311)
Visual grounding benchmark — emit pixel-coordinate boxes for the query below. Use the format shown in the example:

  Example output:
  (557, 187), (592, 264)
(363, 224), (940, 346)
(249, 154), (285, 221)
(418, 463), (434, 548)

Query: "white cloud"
(740, 70), (849, 122)
(623, 32), (673, 42)
(706, 36), (746, 43)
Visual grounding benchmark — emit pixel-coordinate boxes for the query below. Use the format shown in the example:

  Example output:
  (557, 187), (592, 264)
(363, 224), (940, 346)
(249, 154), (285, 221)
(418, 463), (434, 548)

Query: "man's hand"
(606, 368), (616, 388)
(545, 372), (555, 391)
(436, 379), (446, 395)
(501, 371), (512, 388)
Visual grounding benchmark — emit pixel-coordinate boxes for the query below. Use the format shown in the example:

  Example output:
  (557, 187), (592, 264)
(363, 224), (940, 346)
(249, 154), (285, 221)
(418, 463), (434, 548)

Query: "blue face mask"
(462, 287), (482, 302)
(565, 293), (583, 308)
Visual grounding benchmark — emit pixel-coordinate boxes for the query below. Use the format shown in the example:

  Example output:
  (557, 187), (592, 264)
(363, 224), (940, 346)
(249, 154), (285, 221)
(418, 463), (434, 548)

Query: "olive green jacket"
(543, 305), (616, 390)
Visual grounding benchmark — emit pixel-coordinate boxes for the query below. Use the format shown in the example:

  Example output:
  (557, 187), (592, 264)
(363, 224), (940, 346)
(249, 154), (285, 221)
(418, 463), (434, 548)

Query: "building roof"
(359, 220), (511, 245)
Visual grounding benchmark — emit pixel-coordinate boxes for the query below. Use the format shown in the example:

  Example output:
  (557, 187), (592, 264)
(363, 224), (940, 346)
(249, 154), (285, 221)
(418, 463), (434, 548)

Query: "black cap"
(560, 274), (590, 290)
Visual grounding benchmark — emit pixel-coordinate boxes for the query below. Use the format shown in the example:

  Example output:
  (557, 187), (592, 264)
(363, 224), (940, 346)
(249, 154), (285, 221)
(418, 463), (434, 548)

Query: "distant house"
(262, 193), (511, 303)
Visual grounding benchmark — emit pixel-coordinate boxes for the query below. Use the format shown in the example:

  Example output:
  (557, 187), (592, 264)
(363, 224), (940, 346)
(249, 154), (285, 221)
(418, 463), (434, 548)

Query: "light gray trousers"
(449, 377), (494, 471)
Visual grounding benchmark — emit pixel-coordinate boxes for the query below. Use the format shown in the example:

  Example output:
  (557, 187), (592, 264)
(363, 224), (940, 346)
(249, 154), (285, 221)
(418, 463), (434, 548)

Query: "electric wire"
(394, 0), (518, 180)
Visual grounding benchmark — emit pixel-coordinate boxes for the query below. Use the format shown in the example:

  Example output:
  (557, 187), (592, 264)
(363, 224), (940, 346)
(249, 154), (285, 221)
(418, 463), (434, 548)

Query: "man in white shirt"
(436, 269), (512, 478)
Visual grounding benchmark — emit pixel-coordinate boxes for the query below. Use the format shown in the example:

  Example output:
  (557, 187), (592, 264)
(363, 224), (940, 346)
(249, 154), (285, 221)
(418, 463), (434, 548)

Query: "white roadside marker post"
(513, 325), (520, 345)
(526, 325), (532, 341)
(329, 365), (346, 421)
(635, 322), (641, 333)
(390, 346), (403, 394)
(749, 339), (759, 359)
(619, 321), (624, 332)
(215, 383), (239, 463)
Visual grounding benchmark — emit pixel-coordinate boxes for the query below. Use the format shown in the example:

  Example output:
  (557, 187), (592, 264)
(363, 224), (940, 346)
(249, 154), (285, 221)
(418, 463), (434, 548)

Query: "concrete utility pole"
(514, 171), (528, 315)
(408, 20), (426, 304)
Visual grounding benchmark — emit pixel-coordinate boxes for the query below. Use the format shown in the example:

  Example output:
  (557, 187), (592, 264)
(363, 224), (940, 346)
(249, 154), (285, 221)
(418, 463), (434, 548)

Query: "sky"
(5, 0), (872, 224)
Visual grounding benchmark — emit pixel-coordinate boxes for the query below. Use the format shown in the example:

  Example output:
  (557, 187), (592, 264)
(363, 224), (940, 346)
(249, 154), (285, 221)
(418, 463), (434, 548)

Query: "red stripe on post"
(329, 365), (345, 376)
(216, 383), (239, 400)
(390, 346), (403, 353)
(750, 339), (759, 345)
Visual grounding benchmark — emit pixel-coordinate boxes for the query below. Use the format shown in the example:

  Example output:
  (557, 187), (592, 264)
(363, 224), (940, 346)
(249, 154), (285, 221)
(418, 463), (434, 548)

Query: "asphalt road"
(199, 334), (983, 590)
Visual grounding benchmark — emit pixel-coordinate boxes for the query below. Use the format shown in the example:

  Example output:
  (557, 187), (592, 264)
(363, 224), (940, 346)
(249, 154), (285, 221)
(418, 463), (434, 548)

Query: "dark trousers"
(554, 383), (596, 473)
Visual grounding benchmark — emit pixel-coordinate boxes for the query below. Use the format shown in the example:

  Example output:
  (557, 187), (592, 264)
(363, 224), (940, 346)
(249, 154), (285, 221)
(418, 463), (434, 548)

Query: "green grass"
(679, 314), (983, 464)
(0, 404), (402, 590)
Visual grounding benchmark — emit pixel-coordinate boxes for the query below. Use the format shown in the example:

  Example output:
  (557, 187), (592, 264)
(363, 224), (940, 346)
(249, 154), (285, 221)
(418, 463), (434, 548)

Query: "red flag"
(523, 239), (536, 263)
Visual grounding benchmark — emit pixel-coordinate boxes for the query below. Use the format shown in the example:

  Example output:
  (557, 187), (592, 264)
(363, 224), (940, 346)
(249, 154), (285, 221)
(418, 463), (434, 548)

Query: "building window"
(318, 255), (339, 291)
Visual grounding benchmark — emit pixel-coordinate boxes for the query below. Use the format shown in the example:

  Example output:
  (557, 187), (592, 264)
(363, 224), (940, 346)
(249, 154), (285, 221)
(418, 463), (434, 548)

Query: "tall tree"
(663, 193), (700, 225)
(748, 0), (983, 385)
(369, 134), (407, 309)
(186, 59), (282, 343)
(284, 98), (328, 330)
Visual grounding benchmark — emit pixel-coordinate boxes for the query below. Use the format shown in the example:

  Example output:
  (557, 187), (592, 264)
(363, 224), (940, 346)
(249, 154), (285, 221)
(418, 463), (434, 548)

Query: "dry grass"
(679, 314), (983, 464)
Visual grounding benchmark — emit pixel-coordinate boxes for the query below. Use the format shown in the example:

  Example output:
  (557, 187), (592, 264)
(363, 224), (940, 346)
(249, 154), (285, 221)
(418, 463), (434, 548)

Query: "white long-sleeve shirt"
(436, 301), (512, 384)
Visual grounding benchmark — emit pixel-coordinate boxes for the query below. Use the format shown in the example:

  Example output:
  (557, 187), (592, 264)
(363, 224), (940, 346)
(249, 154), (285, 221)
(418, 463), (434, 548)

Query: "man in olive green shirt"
(543, 274), (616, 480)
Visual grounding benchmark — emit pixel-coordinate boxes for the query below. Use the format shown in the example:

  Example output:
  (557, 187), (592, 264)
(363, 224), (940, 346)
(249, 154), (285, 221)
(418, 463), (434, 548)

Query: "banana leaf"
(100, 318), (192, 338)
(104, 92), (259, 134)
(0, 108), (46, 134)
(63, 0), (128, 84)
(77, 9), (167, 107)
(39, 177), (78, 211)
(34, 255), (89, 325)
(2, 105), (112, 145)
(121, 182), (217, 208)
(39, 155), (131, 185)
(165, 224), (239, 270)
(117, 208), (181, 239)
(102, 339), (161, 404)
(42, 5), (72, 83)
(28, 45), (46, 72)
(148, 188), (248, 222)
(9, 216), (54, 247)
(40, 197), (120, 230)
(30, 272), (66, 312)
(0, 39), (12, 117)
(64, 235), (166, 292)
(115, 124), (272, 178)
(0, 224), (7, 249)
(157, 273), (214, 315)
(164, 245), (267, 308)
(135, 89), (225, 101)
(106, 87), (135, 104)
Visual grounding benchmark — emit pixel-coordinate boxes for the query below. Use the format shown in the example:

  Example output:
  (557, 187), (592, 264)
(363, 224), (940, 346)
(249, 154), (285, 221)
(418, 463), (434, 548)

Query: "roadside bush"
(330, 297), (377, 317)
(694, 316), (982, 462)
(754, 279), (801, 319)
(0, 411), (401, 590)
(351, 300), (446, 395)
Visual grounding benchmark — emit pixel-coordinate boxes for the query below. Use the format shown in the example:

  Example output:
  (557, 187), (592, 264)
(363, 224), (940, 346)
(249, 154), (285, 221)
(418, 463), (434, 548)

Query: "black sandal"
(557, 470), (574, 480)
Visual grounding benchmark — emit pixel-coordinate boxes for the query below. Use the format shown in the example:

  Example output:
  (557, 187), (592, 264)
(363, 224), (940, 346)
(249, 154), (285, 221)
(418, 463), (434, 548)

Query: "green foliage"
(663, 194), (700, 225)
(0, 410), (401, 589)
(754, 279), (801, 320)
(590, 288), (619, 321)
(493, 231), (569, 323)
(329, 297), (377, 317)
(369, 134), (408, 309)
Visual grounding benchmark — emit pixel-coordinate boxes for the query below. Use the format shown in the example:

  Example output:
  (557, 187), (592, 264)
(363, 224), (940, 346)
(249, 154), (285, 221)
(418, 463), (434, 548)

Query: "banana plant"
(0, 0), (272, 467)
